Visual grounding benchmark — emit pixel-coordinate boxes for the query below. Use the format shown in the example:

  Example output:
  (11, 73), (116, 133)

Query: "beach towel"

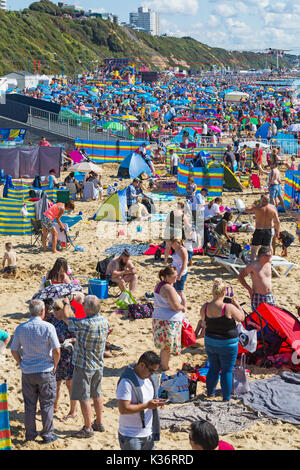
(145, 193), (176, 202)
(159, 398), (261, 435)
(104, 243), (150, 257)
(241, 372), (300, 424)
(0, 382), (12, 450)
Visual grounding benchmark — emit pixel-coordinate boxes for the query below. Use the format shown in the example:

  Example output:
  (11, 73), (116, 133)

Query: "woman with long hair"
(46, 258), (71, 285)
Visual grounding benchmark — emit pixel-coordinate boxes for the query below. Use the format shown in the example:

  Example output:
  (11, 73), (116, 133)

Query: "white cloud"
(142, 0), (199, 15)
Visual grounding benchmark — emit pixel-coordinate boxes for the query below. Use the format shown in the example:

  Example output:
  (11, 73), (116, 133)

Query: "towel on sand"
(159, 398), (262, 435)
(241, 372), (300, 425)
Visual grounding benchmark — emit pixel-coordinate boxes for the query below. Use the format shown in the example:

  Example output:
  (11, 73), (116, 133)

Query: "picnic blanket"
(145, 192), (176, 202)
(104, 244), (150, 257)
(0, 382), (12, 450)
(159, 398), (262, 435)
(241, 372), (300, 425)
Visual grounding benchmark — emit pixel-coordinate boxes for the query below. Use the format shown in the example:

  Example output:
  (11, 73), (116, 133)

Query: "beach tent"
(239, 303), (300, 362)
(223, 165), (243, 192)
(255, 122), (270, 140)
(92, 188), (127, 222)
(117, 152), (152, 179)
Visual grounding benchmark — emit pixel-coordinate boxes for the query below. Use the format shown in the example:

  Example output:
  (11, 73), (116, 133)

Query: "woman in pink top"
(41, 200), (75, 253)
(189, 420), (235, 451)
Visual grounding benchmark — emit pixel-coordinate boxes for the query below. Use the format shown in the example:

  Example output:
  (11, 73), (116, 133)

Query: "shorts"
(281, 237), (295, 248)
(71, 366), (103, 401)
(41, 215), (54, 230)
(152, 319), (182, 355)
(3, 266), (17, 274)
(174, 272), (188, 292)
(269, 184), (282, 199)
(252, 228), (272, 247)
(251, 293), (276, 311)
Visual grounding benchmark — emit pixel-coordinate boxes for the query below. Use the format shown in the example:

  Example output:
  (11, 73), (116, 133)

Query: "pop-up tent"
(93, 188), (127, 222)
(239, 303), (300, 364)
(117, 152), (152, 179)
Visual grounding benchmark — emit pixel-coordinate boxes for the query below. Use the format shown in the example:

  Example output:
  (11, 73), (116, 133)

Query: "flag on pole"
(0, 382), (12, 450)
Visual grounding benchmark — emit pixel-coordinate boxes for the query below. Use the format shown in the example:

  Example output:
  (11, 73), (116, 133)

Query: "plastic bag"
(181, 318), (197, 347)
(115, 289), (137, 310)
(232, 354), (250, 396)
(160, 371), (190, 403)
(237, 323), (257, 353)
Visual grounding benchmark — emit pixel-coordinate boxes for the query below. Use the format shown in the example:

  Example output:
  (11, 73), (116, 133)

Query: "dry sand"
(1, 162), (300, 450)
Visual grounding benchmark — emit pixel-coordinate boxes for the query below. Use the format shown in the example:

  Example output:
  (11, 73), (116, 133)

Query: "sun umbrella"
(32, 283), (83, 301)
(120, 115), (137, 121)
(103, 122), (127, 132)
(208, 125), (221, 133)
(243, 141), (270, 149)
(287, 124), (300, 132)
(70, 161), (103, 173)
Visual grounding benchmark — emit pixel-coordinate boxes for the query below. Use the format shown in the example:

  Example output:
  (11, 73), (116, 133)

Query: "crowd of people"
(2, 70), (300, 452)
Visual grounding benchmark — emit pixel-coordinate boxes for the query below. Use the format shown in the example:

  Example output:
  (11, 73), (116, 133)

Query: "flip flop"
(59, 414), (78, 423)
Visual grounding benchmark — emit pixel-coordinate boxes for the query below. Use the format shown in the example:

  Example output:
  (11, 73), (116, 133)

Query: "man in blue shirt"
(11, 300), (60, 443)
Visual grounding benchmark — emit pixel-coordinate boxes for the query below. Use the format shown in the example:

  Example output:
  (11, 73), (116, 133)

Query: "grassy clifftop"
(0, 1), (292, 76)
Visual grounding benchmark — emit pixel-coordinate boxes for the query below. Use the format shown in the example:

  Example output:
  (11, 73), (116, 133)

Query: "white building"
(2, 72), (51, 90)
(129, 7), (160, 36)
(0, 0), (6, 10)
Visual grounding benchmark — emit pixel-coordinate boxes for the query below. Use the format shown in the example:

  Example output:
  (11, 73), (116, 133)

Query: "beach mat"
(159, 398), (262, 435)
(241, 372), (300, 425)
(104, 244), (150, 257)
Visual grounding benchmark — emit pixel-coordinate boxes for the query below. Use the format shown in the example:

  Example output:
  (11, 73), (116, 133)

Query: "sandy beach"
(1, 162), (300, 451)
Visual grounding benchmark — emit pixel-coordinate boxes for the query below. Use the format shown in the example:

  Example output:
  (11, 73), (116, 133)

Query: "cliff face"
(0, 1), (293, 76)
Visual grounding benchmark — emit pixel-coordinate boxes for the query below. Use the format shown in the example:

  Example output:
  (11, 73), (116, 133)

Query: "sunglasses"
(145, 364), (158, 375)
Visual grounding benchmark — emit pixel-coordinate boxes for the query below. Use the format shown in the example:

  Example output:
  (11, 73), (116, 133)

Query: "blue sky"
(7, 0), (300, 56)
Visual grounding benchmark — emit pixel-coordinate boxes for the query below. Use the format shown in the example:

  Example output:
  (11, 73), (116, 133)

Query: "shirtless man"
(268, 162), (285, 210)
(106, 249), (138, 292)
(238, 246), (276, 311)
(246, 194), (280, 260)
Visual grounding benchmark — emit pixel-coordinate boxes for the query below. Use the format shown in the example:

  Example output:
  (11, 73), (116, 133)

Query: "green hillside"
(0, 0), (293, 76)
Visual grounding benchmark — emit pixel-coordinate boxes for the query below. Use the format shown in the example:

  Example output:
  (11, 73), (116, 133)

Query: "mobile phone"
(224, 297), (232, 304)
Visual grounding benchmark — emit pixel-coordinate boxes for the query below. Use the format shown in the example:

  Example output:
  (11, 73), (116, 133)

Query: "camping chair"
(65, 182), (78, 200)
(232, 198), (253, 225)
(31, 218), (43, 247)
(96, 255), (120, 294)
(207, 228), (232, 257)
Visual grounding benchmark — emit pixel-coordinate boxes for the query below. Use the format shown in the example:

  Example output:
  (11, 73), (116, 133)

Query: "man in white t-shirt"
(116, 351), (165, 450)
(170, 149), (179, 175)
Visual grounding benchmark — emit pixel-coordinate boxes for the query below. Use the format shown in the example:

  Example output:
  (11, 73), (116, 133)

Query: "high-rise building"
(0, 0), (7, 10)
(129, 6), (160, 36)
